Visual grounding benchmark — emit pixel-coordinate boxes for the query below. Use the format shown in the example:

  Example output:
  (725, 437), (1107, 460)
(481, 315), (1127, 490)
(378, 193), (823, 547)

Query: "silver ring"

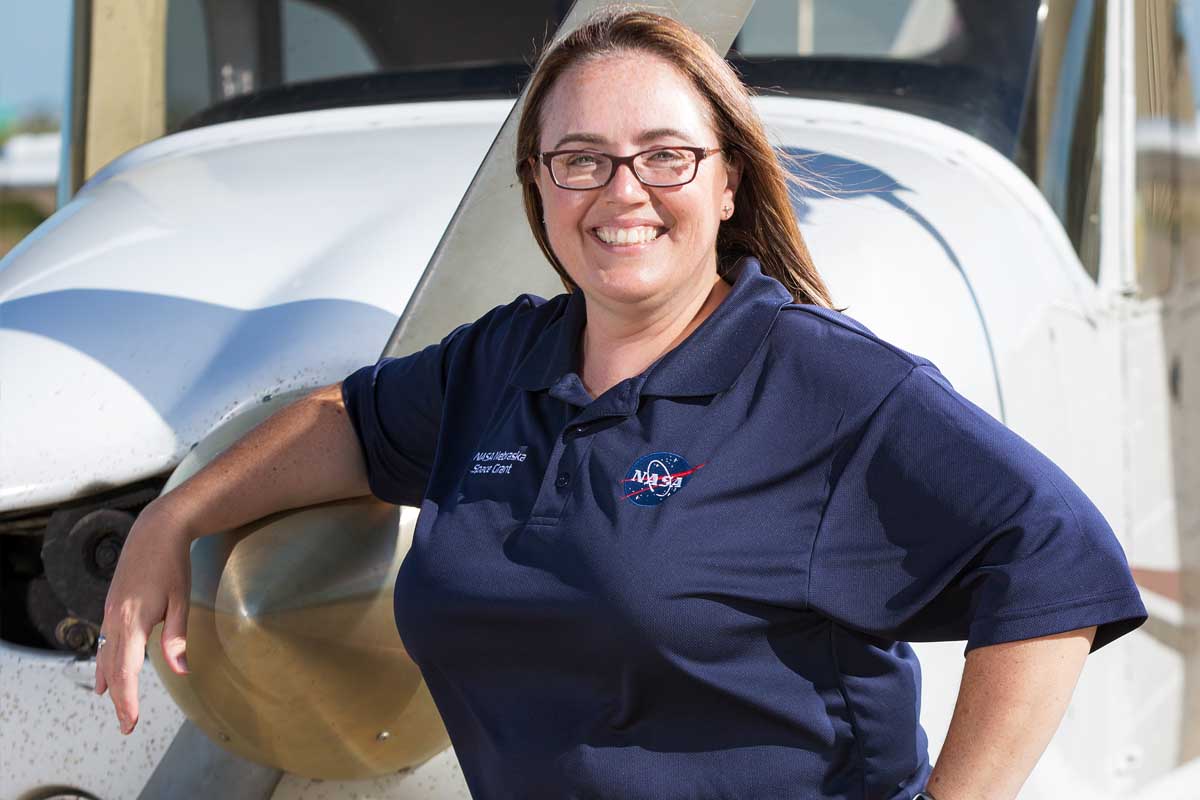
(96, 633), (108, 650)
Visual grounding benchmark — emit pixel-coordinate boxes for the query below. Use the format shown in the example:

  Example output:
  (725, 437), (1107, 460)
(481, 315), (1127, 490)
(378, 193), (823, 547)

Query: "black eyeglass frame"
(536, 146), (721, 190)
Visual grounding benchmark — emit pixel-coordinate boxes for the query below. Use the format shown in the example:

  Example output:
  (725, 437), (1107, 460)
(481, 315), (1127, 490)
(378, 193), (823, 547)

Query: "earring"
(722, 205), (732, 219)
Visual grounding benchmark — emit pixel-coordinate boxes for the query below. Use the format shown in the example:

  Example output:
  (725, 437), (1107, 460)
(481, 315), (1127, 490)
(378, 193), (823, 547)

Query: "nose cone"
(148, 393), (449, 779)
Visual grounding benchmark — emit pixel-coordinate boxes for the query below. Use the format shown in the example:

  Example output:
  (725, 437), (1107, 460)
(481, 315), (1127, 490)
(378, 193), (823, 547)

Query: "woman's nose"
(604, 161), (650, 202)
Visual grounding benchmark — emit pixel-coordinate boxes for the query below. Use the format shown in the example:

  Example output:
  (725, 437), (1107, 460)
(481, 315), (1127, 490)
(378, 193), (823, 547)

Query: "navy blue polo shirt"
(342, 257), (1146, 800)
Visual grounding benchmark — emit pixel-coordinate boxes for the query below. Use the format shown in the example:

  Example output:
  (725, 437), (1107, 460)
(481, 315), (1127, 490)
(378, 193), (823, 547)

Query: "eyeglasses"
(537, 146), (720, 190)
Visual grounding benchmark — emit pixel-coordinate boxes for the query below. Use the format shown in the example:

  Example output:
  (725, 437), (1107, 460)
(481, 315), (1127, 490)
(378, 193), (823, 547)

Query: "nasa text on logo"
(622, 451), (706, 507)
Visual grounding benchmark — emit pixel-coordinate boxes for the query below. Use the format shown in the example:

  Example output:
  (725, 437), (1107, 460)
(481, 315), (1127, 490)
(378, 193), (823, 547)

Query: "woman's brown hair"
(515, 6), (834, 307)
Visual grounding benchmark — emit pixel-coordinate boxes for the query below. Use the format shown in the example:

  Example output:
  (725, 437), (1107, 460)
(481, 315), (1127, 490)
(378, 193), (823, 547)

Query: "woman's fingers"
(161, 594), (190, 675)
(92, 500), (195, 735)
(108, 628), (148, 734)
(104, 624), (148, 735)
(94, 658), (108, 696)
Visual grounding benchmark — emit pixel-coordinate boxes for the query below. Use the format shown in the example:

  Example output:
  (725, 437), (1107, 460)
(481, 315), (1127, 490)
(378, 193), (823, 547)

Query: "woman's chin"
(578, 266), (670, 307)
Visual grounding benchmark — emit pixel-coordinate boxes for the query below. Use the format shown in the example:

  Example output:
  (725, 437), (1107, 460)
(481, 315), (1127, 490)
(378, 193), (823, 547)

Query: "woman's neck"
(578, 273), (732, 399)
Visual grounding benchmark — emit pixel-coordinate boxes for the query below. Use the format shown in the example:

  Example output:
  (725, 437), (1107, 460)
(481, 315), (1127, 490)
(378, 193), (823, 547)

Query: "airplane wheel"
(23, 789), (100, 800)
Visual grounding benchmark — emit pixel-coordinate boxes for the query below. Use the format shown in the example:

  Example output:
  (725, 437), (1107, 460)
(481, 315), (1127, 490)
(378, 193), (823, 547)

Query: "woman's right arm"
(95, 381), (372, 735)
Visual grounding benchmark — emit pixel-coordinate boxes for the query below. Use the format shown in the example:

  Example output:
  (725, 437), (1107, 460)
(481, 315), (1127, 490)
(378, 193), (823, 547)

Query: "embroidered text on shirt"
(470, 446), (528, 475)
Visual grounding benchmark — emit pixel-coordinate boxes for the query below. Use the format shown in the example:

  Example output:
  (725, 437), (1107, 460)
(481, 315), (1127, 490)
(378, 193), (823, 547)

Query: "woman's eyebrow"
(551, 128), (695, 149)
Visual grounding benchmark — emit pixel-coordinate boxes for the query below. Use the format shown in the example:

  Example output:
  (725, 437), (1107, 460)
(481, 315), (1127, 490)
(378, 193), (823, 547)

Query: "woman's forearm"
(923, 626), (1097, 800)
(156, 382), (372, 540)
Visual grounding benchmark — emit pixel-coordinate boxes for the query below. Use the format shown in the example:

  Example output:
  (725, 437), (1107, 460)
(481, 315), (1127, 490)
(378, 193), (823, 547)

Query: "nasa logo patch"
(621, 451), (706, 507)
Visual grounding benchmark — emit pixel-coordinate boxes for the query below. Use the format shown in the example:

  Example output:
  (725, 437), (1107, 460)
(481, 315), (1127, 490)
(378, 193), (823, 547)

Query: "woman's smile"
(590, 223), (669, 250)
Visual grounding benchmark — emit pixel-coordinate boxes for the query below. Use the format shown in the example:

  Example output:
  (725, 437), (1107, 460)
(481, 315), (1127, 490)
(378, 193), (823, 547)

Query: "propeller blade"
(138, 720), (282, 800)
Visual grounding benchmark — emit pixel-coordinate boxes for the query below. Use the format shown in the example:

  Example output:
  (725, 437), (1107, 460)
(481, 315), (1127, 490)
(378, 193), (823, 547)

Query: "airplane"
(0, 0), (1196, 798)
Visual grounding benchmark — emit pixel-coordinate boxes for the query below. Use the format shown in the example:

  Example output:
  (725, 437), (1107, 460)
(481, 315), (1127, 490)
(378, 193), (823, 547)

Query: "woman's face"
(534, 52), (740, 310)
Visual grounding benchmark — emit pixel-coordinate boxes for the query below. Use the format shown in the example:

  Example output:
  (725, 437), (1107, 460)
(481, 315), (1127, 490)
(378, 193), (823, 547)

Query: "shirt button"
(555, 472), (571, 489)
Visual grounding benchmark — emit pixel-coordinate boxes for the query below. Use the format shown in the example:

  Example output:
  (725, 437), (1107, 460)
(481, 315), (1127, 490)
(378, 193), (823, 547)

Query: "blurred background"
(0, 3), (68, 258)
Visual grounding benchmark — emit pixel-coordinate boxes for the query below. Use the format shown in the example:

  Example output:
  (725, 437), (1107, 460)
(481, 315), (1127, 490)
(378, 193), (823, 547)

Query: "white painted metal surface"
(0, 642), (185, 799)
(0, 101), (509, 513)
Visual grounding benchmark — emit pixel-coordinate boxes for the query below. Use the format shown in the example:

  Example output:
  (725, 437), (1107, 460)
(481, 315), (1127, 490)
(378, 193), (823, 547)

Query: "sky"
(1182, 0), (1200, 109)
(0, 2), (72, 121)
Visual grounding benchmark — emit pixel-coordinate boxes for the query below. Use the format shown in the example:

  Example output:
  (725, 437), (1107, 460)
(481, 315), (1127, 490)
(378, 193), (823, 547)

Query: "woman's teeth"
(594, 226), (661, 245)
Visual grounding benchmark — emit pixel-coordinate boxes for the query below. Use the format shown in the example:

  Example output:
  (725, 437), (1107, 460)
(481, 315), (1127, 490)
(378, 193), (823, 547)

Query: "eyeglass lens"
(550, 149), (699, 189)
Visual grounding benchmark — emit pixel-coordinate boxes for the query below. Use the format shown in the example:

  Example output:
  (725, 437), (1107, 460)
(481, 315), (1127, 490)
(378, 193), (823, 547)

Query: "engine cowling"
(148, 389), (449, 779)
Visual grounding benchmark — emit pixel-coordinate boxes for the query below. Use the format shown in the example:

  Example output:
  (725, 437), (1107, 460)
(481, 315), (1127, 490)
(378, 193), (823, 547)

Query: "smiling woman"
(93, 7), (1147, 800)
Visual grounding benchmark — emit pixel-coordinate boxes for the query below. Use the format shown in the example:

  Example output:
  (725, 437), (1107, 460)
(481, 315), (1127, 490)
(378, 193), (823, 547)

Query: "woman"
(96, 9), (1147, 800)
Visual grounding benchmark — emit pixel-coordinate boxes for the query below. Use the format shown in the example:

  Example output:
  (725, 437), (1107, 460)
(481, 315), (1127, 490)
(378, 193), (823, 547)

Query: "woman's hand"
(90, 382), (372, 735)
(94, 498), (195, 735)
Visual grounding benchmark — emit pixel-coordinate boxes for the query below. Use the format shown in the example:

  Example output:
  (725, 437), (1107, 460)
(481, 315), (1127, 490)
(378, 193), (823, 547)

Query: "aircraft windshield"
(164, 0), (1040, 159)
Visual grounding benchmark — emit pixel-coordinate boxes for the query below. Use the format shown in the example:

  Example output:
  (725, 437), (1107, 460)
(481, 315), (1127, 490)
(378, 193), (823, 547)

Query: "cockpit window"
(165, 0), (564, 132)
(283, 1), (377, 84)
(736, 0), (959, 58)
(161, 0), (1041, 159)
(77, 1), (1056, 198)
(732, 0), (1042, 159)
(166, 0), (382, 129)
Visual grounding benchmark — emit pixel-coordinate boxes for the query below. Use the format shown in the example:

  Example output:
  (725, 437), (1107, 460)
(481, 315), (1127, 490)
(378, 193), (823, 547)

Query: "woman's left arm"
(811, 365), (1145, 795)
(922, 625), (1097, 800)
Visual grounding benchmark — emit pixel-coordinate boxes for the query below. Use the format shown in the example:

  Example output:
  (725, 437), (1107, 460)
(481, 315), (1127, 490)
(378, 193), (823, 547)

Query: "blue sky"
(0, 2), (71, 120)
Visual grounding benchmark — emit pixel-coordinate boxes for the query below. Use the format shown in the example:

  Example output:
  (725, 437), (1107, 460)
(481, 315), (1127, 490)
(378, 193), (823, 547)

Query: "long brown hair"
(514, 7), (833, 307)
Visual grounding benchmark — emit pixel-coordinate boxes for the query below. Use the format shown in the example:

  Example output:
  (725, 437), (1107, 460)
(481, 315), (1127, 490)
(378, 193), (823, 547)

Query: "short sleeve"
(341, 323), (469, 507)
(809, 364), (1147, 654)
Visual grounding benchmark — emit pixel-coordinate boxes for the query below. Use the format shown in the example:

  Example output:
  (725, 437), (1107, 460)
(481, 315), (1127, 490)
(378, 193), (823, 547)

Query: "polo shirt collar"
(511, 256), (792, 402)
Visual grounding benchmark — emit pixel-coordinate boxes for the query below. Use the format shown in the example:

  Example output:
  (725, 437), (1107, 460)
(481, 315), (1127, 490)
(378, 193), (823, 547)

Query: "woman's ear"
(723, 150), (743, 202)
(528, 156), (546, 188)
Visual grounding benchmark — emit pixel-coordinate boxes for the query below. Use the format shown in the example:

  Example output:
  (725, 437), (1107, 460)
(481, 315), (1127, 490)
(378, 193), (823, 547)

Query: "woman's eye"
(567, 154), (598, 167)
(649, 149), (685, 162)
